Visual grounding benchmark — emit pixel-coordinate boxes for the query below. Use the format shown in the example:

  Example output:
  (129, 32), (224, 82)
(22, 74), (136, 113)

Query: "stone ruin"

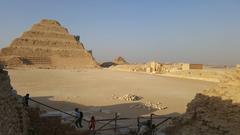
(110, 61), (191, 74)
(164, 68), (240, 135)
(112, 94), (142, 101)
(0, 19), (98, 69)
(0, 64), (29, 135)
(145, 62), (190, 73)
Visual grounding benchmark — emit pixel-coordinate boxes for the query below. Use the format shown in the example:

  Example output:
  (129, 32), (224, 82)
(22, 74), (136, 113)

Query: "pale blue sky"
(0, 0), (239, 65)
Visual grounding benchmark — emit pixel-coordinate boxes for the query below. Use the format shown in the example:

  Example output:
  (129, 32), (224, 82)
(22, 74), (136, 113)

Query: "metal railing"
(26, 96), (173, 135)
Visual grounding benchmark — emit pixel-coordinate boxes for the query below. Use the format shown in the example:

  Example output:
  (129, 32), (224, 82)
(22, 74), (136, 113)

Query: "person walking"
(75, 108), (83, 128)
(23, 94), (30, 107)
(89, 116), (96, 131)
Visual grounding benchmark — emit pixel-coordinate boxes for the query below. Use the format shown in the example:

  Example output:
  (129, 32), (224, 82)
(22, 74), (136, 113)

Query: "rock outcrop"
(0, 64), (29, 135)
(165, 69), (240, 135)
(0, 19), (98, 69)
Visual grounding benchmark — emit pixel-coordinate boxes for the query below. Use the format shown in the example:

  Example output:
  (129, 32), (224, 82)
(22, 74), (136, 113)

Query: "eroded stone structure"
(110, 61), (191, 74)
(0, 19), (98, 69)
(165, 69), (240, 135)
(0, 65), (28, 135)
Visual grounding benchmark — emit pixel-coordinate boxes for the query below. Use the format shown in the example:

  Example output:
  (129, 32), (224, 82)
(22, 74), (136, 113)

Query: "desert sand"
(8, 68), (215, 118)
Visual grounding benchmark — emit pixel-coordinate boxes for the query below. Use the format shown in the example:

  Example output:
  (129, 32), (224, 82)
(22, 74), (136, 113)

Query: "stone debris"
(130, 101), (168, 111)
(144, 101), (168, 111)
(112, 94), (142, 101)
(110, 61), (192, 74)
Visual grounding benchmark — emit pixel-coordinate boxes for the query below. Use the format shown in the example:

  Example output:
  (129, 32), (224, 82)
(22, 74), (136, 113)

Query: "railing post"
(114, 112), (118, 134)
(137, 116), (140, 132)
(150, 113), (153, 135)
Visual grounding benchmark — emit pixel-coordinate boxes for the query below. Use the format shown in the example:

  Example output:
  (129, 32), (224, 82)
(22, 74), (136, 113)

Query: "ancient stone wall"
(189, 64), (203, 69)
(0, 65), (28, 135)
(165, 69), (240, 135)
(110, 62), (191, 74)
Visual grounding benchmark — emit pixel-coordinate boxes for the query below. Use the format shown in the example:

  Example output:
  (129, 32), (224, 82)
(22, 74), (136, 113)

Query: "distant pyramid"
(113, 56), (128, 65)
(0, 19), (98, 68)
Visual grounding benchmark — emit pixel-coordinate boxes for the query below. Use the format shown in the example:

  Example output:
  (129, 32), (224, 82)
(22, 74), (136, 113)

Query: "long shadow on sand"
(30, 96), (180, 118)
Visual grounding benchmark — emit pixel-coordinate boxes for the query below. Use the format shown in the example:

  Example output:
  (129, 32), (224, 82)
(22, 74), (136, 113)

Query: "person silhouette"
(89, 116), (96, 131)
(75, 108), (83, 128)
(23, 94), (30, 107)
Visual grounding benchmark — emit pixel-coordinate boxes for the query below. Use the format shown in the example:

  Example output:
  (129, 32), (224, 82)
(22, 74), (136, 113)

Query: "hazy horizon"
(0, 0), (239, 65)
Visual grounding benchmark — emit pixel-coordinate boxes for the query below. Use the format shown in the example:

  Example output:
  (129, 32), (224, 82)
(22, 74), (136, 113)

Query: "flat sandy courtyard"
(8, 69), (215, 117)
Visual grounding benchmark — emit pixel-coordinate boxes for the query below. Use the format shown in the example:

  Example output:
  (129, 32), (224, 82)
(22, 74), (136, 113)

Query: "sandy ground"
(8, 68), (215, 118)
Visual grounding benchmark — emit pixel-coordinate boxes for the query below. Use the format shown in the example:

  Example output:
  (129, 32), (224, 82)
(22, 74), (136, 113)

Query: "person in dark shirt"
(75, 108), (83, 128)
(23, 94), (30, 107)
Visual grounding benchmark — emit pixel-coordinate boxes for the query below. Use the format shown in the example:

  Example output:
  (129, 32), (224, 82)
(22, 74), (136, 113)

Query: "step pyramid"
(0, 19), (98, 69)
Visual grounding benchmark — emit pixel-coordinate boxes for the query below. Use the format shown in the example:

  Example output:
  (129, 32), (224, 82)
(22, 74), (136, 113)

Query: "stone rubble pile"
(112, 94), (142, 101)
(130, 101), (168, 111)
(144, 101), (168, 111)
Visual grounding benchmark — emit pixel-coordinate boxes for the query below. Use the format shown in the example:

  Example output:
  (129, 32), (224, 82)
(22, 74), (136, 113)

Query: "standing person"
(75, 108), (83, 128)
(10, 87), (17, 96)
(89, 116), (96, 131)
(23, 94), (30, 107)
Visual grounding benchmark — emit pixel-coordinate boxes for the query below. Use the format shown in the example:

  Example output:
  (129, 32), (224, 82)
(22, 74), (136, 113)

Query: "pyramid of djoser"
(0, 19), (98, 68)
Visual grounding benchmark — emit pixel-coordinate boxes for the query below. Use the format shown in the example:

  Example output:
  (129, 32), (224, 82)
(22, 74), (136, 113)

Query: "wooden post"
(114, 113), (118, 134)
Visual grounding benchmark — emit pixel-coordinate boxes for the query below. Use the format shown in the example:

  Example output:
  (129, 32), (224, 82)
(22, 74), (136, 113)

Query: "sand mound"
(0, 19), (98, 69)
